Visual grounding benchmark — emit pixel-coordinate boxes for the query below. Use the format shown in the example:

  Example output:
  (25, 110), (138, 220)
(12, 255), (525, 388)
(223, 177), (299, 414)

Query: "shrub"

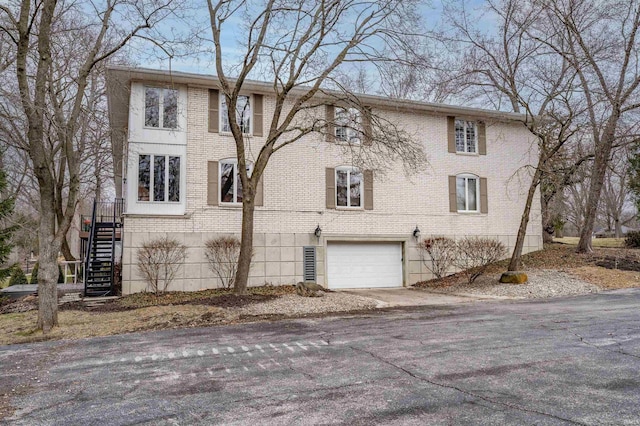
(204, 236), (242, 289)
(8, 266), (28, 286)
(625, 231), (640, 248)
(136, 236), (187, 295)
(453, 236), (507, 284)
(30, 262), (65, 284)
(417, 237), (456, 279)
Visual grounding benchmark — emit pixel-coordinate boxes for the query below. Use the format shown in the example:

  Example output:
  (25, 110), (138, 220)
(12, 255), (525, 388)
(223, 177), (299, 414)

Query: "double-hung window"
(138, 154), (181, 202)
(456, 174), (479, 212)
(220, 159), (253, 204)
(335, 108), (361, 144)
(336, 167), (363, 208)
(221, 95), (251, 133)
(145, 88), (178, 129)
(455, 119), (477, 153)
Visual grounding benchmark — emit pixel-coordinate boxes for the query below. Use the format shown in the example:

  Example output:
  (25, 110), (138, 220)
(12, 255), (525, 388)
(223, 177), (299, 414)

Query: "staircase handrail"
(83, 199), (98, 294)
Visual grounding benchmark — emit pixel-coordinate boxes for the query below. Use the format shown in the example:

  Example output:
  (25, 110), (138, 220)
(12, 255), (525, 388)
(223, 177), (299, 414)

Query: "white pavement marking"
(227, 347), (235, 353)
(168, 353), (175, 359)
(241, 346), (253, 356)
(295, 342), (308, 350)
(270, 358), (281, 366)
(243, 366), (249, 371)
(283, 343), (295, 352)
(197, 350), (204, 356)
(212, 348), (219, 355)
(269, 344), (281, 352)
(182, 351), (189, 358)
(255, 344), (265, 353)
(151, 355), (159, 361)
(134, 356), (142, 362)
(258, 363), (266, 370)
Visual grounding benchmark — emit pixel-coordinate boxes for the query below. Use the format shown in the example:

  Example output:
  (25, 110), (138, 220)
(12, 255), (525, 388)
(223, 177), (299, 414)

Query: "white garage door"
(327, 242), (403, 289)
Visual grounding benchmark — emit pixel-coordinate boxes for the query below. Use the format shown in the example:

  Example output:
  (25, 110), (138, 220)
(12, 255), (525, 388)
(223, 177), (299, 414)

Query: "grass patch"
(0, 305), (229, 345)
(0, 284), (299, 345)
(553, 237), (625, 248)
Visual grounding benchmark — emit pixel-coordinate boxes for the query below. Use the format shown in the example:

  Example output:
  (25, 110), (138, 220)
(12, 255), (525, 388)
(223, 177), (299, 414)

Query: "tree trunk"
(577, 130), (616, 253)
(60, 236), (75, 261)
(235, 197), (255, 295)
(577, 115), (618, 253)
(36, 190), (60, 333)
(541, 191), (554, 243)
(615, 218), (622, 239)
(508, 167), (543, 271)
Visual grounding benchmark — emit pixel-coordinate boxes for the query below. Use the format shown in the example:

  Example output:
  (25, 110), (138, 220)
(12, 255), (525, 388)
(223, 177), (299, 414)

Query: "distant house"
(105, 67), (543, 295)
(594, 226), (636, 238)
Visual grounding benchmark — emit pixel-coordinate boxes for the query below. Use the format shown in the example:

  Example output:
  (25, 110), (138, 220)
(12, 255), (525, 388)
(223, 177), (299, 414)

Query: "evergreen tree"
(0, 164), (17, 278)
(8, 266), (28, 286)
(628, 147), (640, 219)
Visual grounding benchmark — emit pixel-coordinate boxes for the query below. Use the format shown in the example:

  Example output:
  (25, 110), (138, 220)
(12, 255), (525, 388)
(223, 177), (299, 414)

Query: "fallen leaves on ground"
(0, 305), (227, 346)
(570, 266), (640, 289)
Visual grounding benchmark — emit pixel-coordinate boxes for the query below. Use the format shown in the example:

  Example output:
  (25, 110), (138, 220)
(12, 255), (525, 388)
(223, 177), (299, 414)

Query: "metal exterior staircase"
(84, 199), (124, 297)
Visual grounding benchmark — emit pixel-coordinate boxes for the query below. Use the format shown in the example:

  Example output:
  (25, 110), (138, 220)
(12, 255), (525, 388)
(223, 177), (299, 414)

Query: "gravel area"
(236, 292), (378, 316)
(424, 270), (601, 299)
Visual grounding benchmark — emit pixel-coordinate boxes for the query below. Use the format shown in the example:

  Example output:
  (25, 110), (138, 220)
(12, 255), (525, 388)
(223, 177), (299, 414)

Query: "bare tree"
(207, 0), (426, 294)
(598, 149), (634, 238)
(531, 0), (640, 253)
(444, 0), (584, 271)
(0, 0), (182, 332)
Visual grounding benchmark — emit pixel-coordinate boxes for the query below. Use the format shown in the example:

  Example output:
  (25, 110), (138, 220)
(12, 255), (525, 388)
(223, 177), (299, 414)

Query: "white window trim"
(143, 87), (179, 130)
(220, 94), (253, 135)
(219, 158), (253, 205)
(456, 173), (480, 213)
(137, 154), (181, 203)
(335, 107), (361, 145)
(335, 166), (363, 209)
(455, 119), (478, 154)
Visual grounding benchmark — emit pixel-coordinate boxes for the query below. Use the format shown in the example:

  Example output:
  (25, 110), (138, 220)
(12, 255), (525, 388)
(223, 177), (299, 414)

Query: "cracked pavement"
(2, 289), (640, 425)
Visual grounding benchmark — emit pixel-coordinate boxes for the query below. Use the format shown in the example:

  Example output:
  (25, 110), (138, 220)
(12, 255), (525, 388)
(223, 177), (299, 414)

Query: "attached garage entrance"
(326, 242), (403, 289)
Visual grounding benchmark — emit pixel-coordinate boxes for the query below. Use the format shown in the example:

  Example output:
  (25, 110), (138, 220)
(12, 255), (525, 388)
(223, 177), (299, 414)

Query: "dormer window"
(144, 87), (178, 129)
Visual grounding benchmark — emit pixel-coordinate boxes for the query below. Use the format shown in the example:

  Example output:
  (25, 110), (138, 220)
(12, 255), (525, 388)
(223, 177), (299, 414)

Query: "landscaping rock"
(499, 271), (528, 284)
(296, 281), (329, 297)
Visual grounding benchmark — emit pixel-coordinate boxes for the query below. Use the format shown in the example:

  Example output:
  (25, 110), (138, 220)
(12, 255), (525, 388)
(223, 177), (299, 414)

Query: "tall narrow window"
(221, 95), (251, 133)
(138, 155), (151, 201)
(456, 174), (479, 212)
(336, 167), (362, 208)
(219, 160), (253, 204)
(168, 157), (180, 202)
(144, 87), (178, 129)
(335, 107), (361, 144)
(137, 154), (181, 202)
(144, 89), (159, 128)
(154, 156), (165, 201)
(454, 119), (477, 153)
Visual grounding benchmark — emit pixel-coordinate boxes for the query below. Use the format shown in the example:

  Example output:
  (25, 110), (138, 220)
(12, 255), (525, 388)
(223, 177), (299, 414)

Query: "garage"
(326, 242), (403, 289)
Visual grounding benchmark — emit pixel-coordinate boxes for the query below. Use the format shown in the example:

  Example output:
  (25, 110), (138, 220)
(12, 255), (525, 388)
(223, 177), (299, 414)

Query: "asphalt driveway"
(2, 289), (640, 425)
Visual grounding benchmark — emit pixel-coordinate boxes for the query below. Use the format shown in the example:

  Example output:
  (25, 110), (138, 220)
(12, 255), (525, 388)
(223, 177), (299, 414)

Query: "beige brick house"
(106, 67), (542, 295)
